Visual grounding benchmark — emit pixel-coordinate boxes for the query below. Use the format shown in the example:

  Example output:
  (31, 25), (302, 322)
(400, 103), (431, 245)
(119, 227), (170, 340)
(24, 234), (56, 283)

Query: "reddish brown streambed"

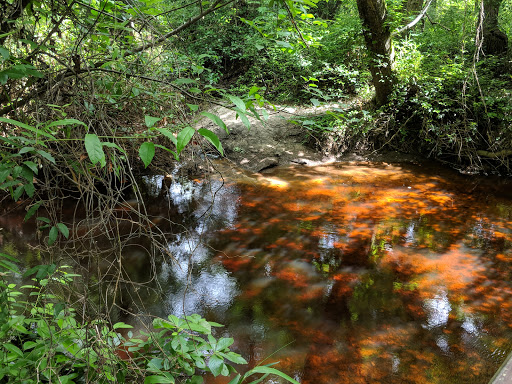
(2, 161), (512, 383)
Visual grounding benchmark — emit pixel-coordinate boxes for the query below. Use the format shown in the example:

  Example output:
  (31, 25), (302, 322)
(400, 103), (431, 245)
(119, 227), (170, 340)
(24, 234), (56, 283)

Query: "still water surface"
(3, 161), (512, 383)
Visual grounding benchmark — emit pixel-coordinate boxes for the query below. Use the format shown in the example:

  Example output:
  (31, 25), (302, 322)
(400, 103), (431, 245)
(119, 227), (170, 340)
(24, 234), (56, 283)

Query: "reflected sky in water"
(2, 161), (512, 383)
(139, 162), (512, 383)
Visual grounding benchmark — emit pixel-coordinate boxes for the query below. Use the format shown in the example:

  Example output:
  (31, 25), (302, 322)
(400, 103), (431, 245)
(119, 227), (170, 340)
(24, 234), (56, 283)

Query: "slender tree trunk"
(316, 0), (342, 20)
(481, 0), (508, 55)
(356, 0), (395, 106)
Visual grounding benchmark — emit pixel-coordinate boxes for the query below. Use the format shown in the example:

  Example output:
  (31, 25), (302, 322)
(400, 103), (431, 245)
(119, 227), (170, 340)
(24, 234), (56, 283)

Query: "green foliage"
(0, 255), (300, 384)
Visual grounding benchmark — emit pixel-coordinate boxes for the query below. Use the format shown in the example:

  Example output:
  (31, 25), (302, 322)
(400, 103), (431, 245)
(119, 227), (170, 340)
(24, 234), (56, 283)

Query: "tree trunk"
(481, 0), (508, 55)
(356, 0), (395, 106)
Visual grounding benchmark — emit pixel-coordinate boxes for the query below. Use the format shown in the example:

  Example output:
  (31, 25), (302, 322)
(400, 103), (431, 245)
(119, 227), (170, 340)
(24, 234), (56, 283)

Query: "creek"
(2, 160), (512, 384)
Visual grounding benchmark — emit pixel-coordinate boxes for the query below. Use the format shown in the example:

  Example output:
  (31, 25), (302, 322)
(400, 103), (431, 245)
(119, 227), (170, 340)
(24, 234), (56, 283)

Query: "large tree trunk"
(356, 0), (395, 107)
(481, 0), (508, 55)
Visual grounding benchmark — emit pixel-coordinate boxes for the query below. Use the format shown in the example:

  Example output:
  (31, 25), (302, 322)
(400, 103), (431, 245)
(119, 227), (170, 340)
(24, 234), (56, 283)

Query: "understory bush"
(0, 254), (299, 384)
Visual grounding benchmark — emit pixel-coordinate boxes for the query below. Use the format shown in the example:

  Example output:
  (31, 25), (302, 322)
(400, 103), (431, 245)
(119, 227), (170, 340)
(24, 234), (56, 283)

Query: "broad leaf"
(36, 150), (56, 164)
(201, 112), (228, 133)
(155, 144), (178, 161)
(227, 95), (246, 111)
(156, 128), (177, 146)
(113, 322), (133, 329)
(198, 128), (223, 156)
(139, 142), (155, 168)
(4, 344), (23, 357)
(208, 355), (224, 377)
(176, 126), (195, 154)
(0, 46), (9, 60)
(234, 108), (251, 130)
(143, 374), (174, 383)
(24, 182), (35, 198)
(24, 201), (42, 221)
(84, 134), (106, 167)
(56, 223), (69, 239)
(144, 115), (161, 128)
(48, 226), (58, 246)
(13, 185), (24, 201)
(102, 141), (126, 153)
(227, 374), (242, 384)
(215, 337), (234, 351)
(222, 352), (247, 365)
(23, 161), (38, 174)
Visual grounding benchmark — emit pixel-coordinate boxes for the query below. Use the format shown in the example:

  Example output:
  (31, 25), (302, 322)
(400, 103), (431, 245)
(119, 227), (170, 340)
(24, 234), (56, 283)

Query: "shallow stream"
(2, 160), (512, 383)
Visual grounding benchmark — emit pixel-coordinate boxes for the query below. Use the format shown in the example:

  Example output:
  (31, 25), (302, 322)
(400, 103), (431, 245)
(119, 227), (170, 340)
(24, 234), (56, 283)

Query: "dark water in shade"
(2, 161), (512, 383)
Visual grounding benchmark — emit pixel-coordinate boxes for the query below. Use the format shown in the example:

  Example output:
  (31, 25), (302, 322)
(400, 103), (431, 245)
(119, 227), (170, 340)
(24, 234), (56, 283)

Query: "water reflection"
(1, 161), (512, 383)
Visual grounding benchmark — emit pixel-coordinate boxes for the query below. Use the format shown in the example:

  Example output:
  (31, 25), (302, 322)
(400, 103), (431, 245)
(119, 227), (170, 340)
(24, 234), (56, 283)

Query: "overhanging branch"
(122, 0), (235, 59)
(392, 0), (434, 36)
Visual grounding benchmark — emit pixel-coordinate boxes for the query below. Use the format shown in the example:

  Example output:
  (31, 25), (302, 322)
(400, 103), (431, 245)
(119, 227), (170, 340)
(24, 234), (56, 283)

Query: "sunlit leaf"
(176, 126), (195, 154)
(227, 95), (246, 111)
(201, 112), (228, 133)
(198, 128), (223, 156)
(113, 322), (133, 329)
(143, 375), (174, 384)
(234, 108), (251, 130)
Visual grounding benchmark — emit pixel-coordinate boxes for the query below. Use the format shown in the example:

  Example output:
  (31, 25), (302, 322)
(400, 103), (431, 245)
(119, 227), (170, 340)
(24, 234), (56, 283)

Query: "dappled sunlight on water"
(1, 161), (512, 383)
(200, 162), (512, 383)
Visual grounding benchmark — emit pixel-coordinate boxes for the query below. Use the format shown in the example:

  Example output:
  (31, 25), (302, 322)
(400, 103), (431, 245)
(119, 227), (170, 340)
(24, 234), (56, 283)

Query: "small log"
(477, 149), (512, 158)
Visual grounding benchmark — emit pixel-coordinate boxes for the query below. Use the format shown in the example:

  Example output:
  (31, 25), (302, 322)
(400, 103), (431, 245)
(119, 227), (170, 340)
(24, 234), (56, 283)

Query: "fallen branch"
(477, 149), (512, 158)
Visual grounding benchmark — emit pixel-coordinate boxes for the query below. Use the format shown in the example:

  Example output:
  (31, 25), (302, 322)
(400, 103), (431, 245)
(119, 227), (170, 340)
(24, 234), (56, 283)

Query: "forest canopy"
(0, 0), (511, 185)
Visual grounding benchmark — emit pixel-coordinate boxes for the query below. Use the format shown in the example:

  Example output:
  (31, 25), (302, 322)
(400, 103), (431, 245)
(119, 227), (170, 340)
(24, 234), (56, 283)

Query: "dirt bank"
(197, 105), (337, 173)
(196, 104), (424, 173)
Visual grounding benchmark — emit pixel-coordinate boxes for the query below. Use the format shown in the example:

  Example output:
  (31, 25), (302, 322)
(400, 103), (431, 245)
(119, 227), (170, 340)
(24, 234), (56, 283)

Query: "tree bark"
(356, 0), (395, 106)
(481, 0), (508, 55)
